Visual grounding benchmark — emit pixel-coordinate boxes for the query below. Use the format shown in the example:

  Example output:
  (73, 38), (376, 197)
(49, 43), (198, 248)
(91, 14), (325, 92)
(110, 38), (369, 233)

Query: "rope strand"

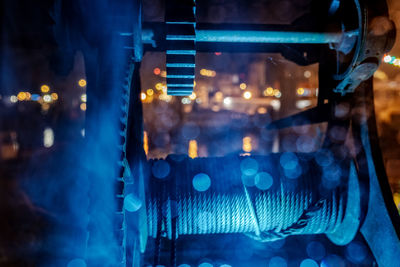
(147, 154), (347, 241)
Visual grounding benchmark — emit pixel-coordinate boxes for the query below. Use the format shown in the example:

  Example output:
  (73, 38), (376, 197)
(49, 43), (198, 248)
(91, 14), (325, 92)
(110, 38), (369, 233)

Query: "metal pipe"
(195, 30), (356, 44)
(141, 26), (358, 45)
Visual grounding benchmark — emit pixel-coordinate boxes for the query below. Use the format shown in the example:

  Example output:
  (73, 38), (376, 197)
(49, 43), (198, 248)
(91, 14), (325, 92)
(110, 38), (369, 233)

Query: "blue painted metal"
(195, 30), (355, 44)
(165, 0), (196, 96)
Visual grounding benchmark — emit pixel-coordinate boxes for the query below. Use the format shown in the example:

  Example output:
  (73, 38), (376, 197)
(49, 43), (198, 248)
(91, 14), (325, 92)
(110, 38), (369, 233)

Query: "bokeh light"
(17, 92), (27, 101)
(67, 258), (87, 267)
(51, 92), (58, 100)
(188, 139), (198, 159)
(243, 91), (252, 100)
(255, 172), (273, 190)
(78, 79), (87, 87)
(9, 95), (17, 103)
(242, 136), (252, 152)
(153, 67), (161, 75)
(300, 258), (318, 267)
(315, 150), (334, 167)
(193, 173), (211, 192)
(198, 262), (213, 267)
(345, 241), (367, 264)
(297, 87), (305, 95)
(240, 157), (259, 176)
(189, 92), (197, 100)
(182, 123), (200, 140)
(279, 152), (299, 170)
(306, 241), (326, 261)
(147, 88), (154, 96)
(124, 193), (142, 212)
(80, 103), (86, 111)
(321, 254), (345, 267)
(241, 174), (256, 187)
(268, 256), (287, 267)
(152, 160), (170, 179)
(43, 127), (54, 148)
(43, 94), (52, 103)
(41, 84), (50, 93)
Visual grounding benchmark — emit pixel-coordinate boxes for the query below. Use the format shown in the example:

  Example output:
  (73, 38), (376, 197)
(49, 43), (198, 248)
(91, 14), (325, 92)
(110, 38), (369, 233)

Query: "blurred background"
(1, 0), (400, 266)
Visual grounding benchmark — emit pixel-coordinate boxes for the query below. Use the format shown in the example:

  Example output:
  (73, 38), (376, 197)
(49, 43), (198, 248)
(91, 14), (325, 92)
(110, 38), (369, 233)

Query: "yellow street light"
(17, 92), (27, 101)
(41, 85), (50, 93)
(215, 91), (223, 102)
(81, 94), (87, 102)
(43, 94), (52, 103)
(147, 89), (154, 96)
(51, 93), (58, 100)
(78, 79), (87, 87)
(243, 91), (252, 100)
(80, 103), (87, 111)
(143, 131), (149, 156)
(188, 140), (198, 158)
(189, 92), (196, 100)
(242, 136), (252, 152)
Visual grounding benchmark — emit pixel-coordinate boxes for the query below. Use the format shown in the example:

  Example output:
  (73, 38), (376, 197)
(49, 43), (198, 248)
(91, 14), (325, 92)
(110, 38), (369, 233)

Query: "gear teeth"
(166, 0), (196, 96)
(121, 104), (128, 113)
(120, 116), (128, 124)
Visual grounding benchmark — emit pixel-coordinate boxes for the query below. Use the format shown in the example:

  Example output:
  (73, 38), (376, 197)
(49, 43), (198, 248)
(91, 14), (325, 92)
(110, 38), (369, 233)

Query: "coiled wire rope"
(147, 153), (347, 242)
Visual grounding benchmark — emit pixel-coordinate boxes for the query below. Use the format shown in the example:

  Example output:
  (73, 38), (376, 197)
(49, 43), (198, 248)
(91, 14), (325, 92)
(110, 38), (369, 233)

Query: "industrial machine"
(47, 0), (400, 266)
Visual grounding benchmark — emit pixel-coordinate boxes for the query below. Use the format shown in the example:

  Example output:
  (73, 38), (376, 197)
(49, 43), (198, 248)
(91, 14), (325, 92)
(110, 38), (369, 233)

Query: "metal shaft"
(141, 27), (358, 45)
(195, 30), (351, 44)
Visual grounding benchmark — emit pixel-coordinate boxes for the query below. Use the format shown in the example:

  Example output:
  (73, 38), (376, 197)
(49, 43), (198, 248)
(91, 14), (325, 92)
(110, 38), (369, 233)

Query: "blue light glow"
(300, 258), (319, 267)
(283, 164), (302, 179)
(306, 241), (326, 261)
(182, 122), (200, 140)
(267, 239), (286, 250)
(124, 193), (142, 212)
(268, 256), (287, 267)
(322, 164), (341, 181)
(279, 152), (299, 170)
(198, 262), (213, 267)
(345, 241), (367, 263)
(67, 258), (87, 267)
(240, 157), (259, 176)
(241, 174), (256, 187)
(321, 254), (345, 267)
(152, 160), (171, 179)
(31, 93), (40, 101)
(255, 172), (273, 190)
(193, 173), (211, 192)
(315, 150), (334, 167)
(296, 136), (316, 153)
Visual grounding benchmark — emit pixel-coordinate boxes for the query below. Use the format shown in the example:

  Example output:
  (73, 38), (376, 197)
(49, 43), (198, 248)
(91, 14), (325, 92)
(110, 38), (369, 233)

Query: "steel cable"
(147, 153), (346, 241)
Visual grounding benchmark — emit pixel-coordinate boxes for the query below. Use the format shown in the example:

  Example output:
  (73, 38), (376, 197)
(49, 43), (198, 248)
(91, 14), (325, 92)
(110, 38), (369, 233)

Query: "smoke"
(0, 0), (138, 265)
